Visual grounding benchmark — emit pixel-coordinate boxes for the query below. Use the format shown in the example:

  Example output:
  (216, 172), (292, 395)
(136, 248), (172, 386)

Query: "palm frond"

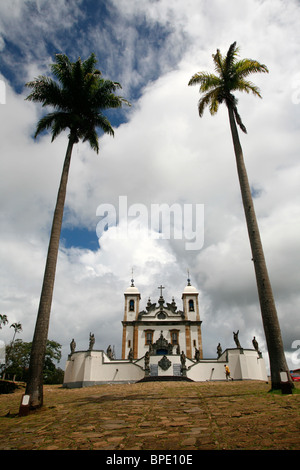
(94, 114), (115, 136)
(93, 80), (129, 110)
(34, 112), (72, 142)
(34, 113), (57, 137)
(188, 72), (221, 92)
(212, 48), (225, 77)
(71, 58), (84, 88)
(234, 59), (269, 78)
(34, 112), (71, 140)
(50, 112), (73, 141)
(224, 42), (240, 75)
(82, 52), (100, 76)
(235, 78), (262, 98)
(198, 88), (221, 117)
(50, 54), (72, 87)
(26, 76), (67, 113)
(82, 127), (100, 153)
(233, 106), (247, 134)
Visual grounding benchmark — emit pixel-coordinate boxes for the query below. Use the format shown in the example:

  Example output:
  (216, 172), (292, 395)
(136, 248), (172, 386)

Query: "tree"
(188, 42), (293, 390)
(4, 339), (63, 383)
(10, 322), (22, 344)
(0, 314), (8, 329)
(2, 322), (23, 378)
(43, 339), (63, 384)
(0, 317), (22, 378)
(4, 339), (31, 381)
(24, 53), (130, 408)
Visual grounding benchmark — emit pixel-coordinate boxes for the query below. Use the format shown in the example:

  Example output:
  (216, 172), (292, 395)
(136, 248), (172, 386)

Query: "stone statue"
(252, 336), (258, 351)
(180, 351), (186, 367)
(144, 351), (150, 376)
(144, 351), (150, 369)
(128, 348), (133, 362)
(233, 330), (241, 348)
(180, 351), (187, 376)
(70, 338), (76, 354)
(252, 336), (262, 356)
(106, 345), (113, 359)
(89, 332), (95, 350)
(176, 344), (180, 355)
(217, 343), (222, 358)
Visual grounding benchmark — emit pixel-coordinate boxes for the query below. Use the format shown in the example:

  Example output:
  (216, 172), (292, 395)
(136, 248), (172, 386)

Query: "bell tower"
(122, 278), (141, 359)
(182, 276), (203, 359)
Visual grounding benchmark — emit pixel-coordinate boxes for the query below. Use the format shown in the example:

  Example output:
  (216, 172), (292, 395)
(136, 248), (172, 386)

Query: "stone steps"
(137, 375), (194, 382)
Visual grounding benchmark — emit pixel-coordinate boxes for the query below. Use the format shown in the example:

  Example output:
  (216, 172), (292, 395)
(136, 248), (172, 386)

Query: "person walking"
(224, 364), (231, 381)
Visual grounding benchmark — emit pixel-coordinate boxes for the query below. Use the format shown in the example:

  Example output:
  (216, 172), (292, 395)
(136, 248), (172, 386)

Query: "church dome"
(124, 285), (140, 294)
(182, 277), (198, 294)
(183, 284), (198, 294)
(124, 279), (140, 294)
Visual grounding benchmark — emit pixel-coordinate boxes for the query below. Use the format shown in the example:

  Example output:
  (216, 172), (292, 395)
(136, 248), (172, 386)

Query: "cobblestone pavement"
(0, 380), (299, 450)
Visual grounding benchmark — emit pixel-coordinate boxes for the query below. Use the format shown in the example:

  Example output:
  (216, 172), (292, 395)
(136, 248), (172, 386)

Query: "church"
(122, 278), (203, 362)
(63, 277), (268, 388)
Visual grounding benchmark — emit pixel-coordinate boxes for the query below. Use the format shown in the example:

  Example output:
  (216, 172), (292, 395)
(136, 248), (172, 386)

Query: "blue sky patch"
(61, 227), (99, 251)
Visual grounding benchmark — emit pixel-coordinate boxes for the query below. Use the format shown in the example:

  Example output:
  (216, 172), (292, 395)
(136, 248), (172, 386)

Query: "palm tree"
(2, 323), (23, 379)
(0, 314), (8, 329)
(10, 322), (22, 344)
(188, 42), (293, 390)
(24, 53), (130, 408)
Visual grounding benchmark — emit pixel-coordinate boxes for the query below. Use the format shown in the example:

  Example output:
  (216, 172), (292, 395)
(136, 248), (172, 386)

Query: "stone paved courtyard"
(0, 380), (299, 450)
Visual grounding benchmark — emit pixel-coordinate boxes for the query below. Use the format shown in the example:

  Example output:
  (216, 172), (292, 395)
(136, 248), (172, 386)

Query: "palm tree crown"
(26, 53), (130, 151)
(188, 41), (268, 133)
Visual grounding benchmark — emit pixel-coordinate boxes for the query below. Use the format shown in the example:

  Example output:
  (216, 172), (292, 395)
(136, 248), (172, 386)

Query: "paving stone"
(181, 437), (197, 446)
(101, 423), (129, 429)
(189, 427), (208, 433)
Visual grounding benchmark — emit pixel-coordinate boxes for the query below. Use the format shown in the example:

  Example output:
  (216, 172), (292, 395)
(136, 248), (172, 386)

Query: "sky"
(1, 0), (300, 373)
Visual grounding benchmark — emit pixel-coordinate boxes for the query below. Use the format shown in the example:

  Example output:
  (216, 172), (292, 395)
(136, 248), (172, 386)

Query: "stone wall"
(63, 348), (268, 388)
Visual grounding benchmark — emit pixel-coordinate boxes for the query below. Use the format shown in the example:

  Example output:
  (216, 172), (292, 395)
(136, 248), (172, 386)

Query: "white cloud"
(1, 0), (300, 372)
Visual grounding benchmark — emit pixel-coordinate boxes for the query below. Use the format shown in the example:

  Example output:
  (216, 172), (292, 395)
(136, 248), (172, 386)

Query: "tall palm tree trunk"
(25, 136), (75, 408)
(227, 105), (293, 390)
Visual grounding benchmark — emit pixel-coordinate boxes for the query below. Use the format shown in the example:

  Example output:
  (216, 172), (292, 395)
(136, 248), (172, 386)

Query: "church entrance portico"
(142, 329), (191, 380)
(150, 331), (173, 356)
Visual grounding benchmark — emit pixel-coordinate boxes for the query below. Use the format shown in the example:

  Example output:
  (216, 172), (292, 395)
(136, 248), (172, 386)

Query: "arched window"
(129, 299), (135, 311)
(188, 299), (194, 311)
(145, 330), (154, 345)
(171, 331), (179, 345)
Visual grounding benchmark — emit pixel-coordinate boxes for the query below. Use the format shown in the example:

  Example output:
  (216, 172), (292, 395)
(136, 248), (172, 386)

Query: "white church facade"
(121, 280), (203, 362)
(63, 278), (268, 388)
